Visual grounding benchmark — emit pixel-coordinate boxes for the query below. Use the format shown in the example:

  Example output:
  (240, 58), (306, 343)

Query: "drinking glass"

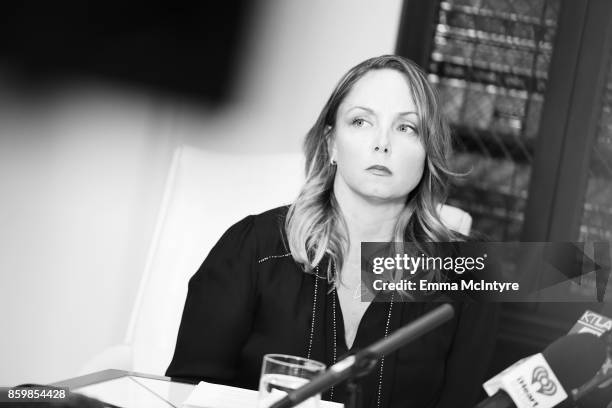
(257, 354), (326, 408)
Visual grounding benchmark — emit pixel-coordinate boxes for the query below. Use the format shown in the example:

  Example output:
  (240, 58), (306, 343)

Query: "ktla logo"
(532, 366), (557, 396)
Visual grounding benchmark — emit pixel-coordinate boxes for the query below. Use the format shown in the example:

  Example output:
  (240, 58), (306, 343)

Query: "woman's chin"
(356, 189), (409, 204)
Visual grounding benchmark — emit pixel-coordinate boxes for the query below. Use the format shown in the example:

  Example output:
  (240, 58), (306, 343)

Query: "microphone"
(268, 303), (455, 408)
(569, 310), (612, 407)
(475, 333), (607, 408)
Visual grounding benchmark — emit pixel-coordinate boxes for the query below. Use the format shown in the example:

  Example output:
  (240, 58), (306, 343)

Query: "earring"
(330, 157), (337, 166)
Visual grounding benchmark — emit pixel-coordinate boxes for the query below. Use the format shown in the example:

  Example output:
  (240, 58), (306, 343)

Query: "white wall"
(0, 0), (403, 385)
(178, 0), (404, 153)
(0, 87), (179, 384)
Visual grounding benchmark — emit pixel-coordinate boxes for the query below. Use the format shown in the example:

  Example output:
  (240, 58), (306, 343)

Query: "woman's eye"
(398, 123), (416, 133)
(351, 118), (369, 128)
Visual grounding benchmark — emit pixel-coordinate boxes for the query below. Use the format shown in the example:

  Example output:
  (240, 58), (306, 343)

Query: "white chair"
(80, 145), (472, 376)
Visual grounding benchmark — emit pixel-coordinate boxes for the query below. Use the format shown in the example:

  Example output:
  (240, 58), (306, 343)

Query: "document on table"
(73, 376), (176, 408)
(183, 381), (343, 408)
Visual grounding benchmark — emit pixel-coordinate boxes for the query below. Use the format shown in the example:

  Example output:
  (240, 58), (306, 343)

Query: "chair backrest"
(127, 145), (471, 375)
(128, 146), (305, 374)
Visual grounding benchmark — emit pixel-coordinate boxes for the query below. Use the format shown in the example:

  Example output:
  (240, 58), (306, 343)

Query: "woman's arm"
(165, 215), (258, 383)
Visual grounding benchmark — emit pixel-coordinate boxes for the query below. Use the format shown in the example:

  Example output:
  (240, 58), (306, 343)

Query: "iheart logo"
(532, 366), (557, 396)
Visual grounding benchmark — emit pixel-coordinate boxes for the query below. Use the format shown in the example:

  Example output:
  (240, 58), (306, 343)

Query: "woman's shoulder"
(251, 205), (292, 260)
(221, 205), (291, 261)
(252, 205), (290, 226)
(225, 205), (288, 230)
(236, 205), (289, 240)
(192, 205), (293, 283)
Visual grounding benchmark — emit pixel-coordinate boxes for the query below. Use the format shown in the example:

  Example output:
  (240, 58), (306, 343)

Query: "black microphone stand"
(345, 378), (362, 408)
(343, 350), (379, 408)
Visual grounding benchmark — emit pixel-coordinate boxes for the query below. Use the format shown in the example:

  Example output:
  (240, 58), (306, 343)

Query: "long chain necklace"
(306, 265), (395, 408)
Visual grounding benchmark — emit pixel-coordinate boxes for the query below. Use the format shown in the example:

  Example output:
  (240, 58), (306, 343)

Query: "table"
(51, 370), (343, 408)
(51, 370), (198, 407)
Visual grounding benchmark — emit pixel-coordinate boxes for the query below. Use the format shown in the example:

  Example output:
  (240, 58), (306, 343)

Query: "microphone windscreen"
(542, 333), (607, 390)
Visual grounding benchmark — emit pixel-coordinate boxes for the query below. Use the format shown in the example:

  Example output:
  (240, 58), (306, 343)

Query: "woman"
(166, 55), (498, 408)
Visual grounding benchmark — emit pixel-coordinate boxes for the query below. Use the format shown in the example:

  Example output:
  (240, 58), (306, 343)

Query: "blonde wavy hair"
(285, 55), (463, 281)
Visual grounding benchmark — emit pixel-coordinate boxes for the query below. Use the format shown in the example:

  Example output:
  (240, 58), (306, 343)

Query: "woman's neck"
(333, 180), (404, 247)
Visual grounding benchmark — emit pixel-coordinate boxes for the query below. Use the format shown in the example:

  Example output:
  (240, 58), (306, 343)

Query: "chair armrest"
(78, 344), (134, 376)
(439, 204), (473, 235)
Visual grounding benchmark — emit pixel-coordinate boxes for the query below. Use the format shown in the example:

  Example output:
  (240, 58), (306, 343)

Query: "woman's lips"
(366, 165), (392, 176)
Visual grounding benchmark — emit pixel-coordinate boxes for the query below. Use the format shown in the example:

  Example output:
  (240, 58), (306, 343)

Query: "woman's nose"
(373, 127), (391, 154)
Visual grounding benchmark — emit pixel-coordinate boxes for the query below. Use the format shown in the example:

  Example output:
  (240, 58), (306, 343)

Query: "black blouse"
(166, 206), (498, 408)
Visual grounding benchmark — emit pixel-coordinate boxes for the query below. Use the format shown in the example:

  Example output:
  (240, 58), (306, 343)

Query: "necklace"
(306, 264), (395, 408)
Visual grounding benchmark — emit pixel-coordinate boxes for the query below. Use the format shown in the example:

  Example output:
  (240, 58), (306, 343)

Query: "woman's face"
(330, 68), (427, 204)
